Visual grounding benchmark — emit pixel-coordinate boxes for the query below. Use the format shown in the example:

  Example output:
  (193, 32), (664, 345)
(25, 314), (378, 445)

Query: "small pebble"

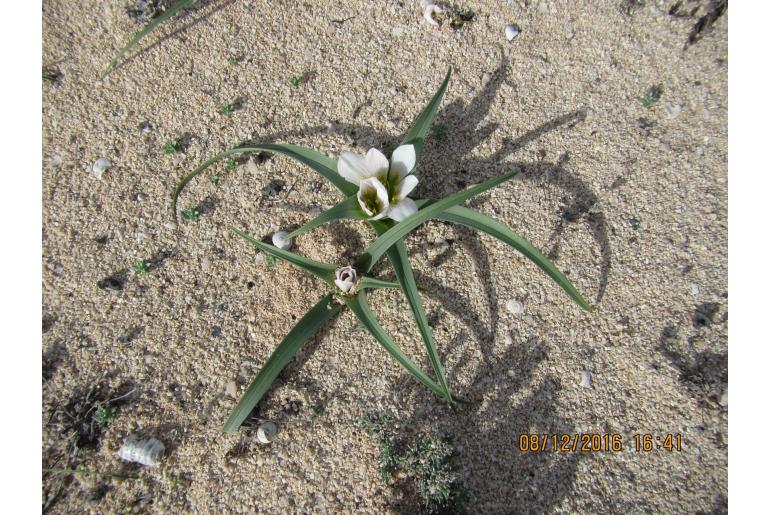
(392, 25), (405, 37)
(271, 231), (292, 250)
(225, 380), (237, 398)
(690, 283), (701, 295)
(505, 24), (521, 41)
(91, 158), (111, 179)
(506, 299), (524, 314)
(579, 370), (592, 388)
(504, 333), (514, 346)
(257, 421), (278, 445)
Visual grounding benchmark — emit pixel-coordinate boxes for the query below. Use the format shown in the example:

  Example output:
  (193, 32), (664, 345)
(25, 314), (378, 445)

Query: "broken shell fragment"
(271, 231), (292, 250)
(579, 370), (592, 388)
(505, 24), (521, 41)
(117, 435), (165, 466)
(256, 421), (278, 445)
(92, 157), (112, 179)
(421, 0), (443, 26)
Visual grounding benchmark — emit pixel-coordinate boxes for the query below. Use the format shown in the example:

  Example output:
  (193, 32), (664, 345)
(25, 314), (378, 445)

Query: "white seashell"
(579, 370), (592, 388)
(506, 299), (524, 314)
(505, 24), (520, 41)
(117, 435), (165, 466)
(256, 421), (277, 445)
(225, 380), (237, 398)
(271, 231), (292, 250)
(422, 1), (442, 26)
(690, 283), (701, 295)
(91, 158), (112, 179)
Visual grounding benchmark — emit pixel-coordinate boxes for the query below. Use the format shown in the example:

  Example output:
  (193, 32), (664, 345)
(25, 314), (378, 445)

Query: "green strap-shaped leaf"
(436, 206), (591, 310)
(401, 67), (453, 160)
(344, 291), (453, 401)
(358, 276), (402, 290)
(172, 144), (356, 217)
(359, 169), (521, 272)
(370, 220), (453, 404)
(102, 0), (196, 78)
(223, 294), (342, 433)
(287, 195), (367, 238)
(231, 227), (337, 283)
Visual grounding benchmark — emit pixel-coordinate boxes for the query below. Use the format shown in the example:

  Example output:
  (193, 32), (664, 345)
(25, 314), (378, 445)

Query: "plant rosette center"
(334, 265), (359, 296)
(338, 145), (419, 221)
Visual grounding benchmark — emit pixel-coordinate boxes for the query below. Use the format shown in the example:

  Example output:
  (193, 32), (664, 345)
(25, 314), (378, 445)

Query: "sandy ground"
(42, 0), (727, 512)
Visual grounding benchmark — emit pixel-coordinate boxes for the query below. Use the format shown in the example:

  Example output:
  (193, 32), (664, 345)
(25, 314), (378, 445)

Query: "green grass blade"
(437, 206), (591, 310)
(222, 294), (342, 433)
(231, 227), (337, 283)
(102, 0), (195, 78)
(287, 196), (366, 238)
(344, 291), (452, 401)
(359, 276), (401, 290)
(359, 169), (521, 273)
(401, 67), (452, 159)
(369, 221), (453, 404)
(171, 144), (356, 218)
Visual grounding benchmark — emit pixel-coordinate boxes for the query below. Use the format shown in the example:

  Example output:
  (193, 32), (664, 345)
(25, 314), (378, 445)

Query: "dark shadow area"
(389, 336), (584, 513)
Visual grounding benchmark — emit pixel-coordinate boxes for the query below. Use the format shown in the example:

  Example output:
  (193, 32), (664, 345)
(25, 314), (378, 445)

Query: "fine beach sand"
(42, 0), (727, 512)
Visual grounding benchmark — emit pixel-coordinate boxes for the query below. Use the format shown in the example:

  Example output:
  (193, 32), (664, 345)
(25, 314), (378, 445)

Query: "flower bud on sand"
(334, 266), (358, 295)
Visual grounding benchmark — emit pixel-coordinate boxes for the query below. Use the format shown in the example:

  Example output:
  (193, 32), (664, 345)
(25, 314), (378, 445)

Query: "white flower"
(337, 144), (419, 221)
(334, 266), (358, 294)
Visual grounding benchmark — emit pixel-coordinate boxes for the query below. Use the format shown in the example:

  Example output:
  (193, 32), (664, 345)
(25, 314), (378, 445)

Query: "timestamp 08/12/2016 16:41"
(517, 433), (684, 453)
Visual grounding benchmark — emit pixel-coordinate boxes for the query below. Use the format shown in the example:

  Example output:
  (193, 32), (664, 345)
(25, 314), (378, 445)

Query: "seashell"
(117, 435), (165, 466)
(271, 231), (292, 250)
(91, 158), (112, 179)
(579, 370), (592, 388)
(505, 24), (521, 41)
(256, 421), (277, 445)
(506, 299), (524, 314)
(421, 1), (443, 26)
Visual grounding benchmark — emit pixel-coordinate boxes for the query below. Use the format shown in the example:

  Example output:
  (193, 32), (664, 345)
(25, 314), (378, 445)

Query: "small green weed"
(289, 75), (302, 88)
(359, 411), (463, 512)
(93, 405), (117, 429)
(641, 84), (663, 108)
(163, 139), (179, 154)
(209, 174), (220, 185)
(265, 254), (278, 267)
(133, 259), (150, 276)
(226, 157), (239, 170)
(219, 103), (235, 116)
(227, 55), (239, 66)
(182, 205), (200, 221)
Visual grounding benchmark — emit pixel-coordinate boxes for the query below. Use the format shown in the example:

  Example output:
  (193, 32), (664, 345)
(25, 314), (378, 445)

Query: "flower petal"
(390, 144), (416, 179)
(337, 152), (369, 185)
(395, 174), (419, 200)
(387, 197), (418, 222)
(357, 177), (390, 218)
(364, 148), (390, 179)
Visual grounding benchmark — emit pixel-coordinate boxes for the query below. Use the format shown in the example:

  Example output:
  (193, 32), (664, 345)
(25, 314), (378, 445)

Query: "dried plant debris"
(685, 0), (727, 49)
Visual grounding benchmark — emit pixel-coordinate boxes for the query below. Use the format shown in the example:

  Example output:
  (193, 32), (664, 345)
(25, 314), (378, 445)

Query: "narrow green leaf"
(436, 206), (591, 310)
(288, 196), (366, 238)
(102, 0), (195, 78)
(370, 221), (453, 405)
(359, 169), (521, 272)
(171, 144), (356, 218)
(358, 276), (402, 290)
(344, 291), (452, 401)
(401, 67), (453, 159)
(231, 227), (337, 283)
(223, 294), (342, 433)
